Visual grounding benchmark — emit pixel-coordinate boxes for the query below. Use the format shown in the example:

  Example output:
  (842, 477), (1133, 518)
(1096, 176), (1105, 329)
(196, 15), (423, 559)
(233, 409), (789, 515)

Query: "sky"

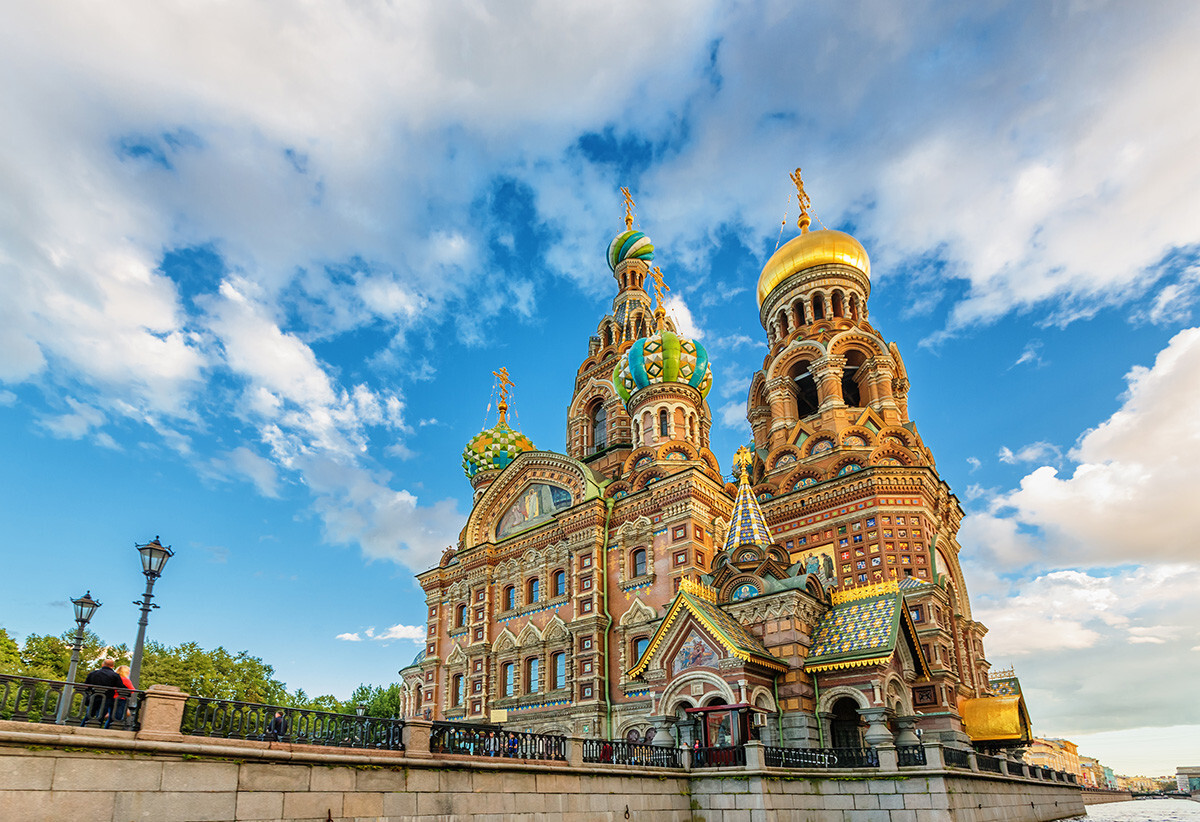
(0, 0), (1197, 776)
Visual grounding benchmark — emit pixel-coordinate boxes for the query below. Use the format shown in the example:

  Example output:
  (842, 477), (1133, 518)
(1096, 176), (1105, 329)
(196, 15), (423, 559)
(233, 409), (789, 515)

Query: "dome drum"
(758, 264), (871, 328)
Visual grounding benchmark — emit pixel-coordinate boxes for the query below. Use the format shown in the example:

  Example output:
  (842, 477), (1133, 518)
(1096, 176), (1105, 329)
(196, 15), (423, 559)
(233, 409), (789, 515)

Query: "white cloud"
(966, 456), (981, 472)
(1012, 340), (1044, 369)
(997, 441), (1061, 466)
(225, 446), (282, 499)
(38, 398), (105, 439)
(364, 623), (424, 642)
(335, 632), (362, 642)
(974, 327), (1200, 566)
(664, 294), (703, 339)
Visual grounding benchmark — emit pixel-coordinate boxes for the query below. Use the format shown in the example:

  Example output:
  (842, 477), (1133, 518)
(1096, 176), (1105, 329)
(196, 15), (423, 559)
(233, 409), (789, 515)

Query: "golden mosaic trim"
(831, 579), (898, 605)
(680, 577), (717, 602)
(806, 655), (890, 673)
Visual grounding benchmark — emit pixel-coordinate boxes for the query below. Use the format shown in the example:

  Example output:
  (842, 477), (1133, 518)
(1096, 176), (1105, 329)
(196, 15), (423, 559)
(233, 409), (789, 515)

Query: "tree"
(0, 628), (20, 673)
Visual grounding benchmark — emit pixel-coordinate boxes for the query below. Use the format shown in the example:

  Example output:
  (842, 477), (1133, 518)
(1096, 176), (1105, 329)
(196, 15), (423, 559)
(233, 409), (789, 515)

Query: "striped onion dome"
(607, 229), (654, 271)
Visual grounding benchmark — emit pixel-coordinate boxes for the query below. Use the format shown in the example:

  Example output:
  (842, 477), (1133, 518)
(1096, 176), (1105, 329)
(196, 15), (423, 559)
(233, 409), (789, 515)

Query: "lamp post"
(56, 591), (101, 724)
(129, 536), (173, 689)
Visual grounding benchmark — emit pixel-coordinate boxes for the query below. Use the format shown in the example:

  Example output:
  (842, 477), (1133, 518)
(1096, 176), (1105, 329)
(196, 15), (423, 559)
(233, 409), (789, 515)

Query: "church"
(400, 173), (1030, 755)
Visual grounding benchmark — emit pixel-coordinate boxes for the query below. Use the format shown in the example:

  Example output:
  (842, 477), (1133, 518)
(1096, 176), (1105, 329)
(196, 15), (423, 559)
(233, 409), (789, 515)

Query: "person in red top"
(106, 664), (136, 728)
(81, 659), (122, 727)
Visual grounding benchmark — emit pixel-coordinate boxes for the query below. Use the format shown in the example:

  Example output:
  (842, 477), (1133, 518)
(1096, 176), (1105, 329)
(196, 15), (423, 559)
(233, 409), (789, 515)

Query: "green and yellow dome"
(462, 419), (535, 478)
(613, 328), (713, 405)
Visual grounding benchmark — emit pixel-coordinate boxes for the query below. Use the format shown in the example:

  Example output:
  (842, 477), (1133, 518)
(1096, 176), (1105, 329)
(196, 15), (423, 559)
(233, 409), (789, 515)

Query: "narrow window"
(504, 663), (515, 696)
(659, 409), (669, 438)
(552, 652), (566, 689)
(553, 570), (566, 597)
(455, 604), (467, 628)
(631, 548), (648, 578)
(504, 585), (516, 611)
(452, 674), (464, 706)
(592, 404), (607, 451)
(527, 657), (540, 694)
(632, 636), (649, 662)
(528, 578), (539, 603)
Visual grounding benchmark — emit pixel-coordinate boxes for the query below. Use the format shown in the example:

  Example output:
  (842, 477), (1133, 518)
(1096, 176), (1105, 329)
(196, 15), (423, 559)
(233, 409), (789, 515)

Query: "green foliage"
(0, 625), (402, 716)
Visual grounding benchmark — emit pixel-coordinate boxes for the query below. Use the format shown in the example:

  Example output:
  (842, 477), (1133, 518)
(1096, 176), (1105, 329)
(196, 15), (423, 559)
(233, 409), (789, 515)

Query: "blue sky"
(1, 1), (1198, 774)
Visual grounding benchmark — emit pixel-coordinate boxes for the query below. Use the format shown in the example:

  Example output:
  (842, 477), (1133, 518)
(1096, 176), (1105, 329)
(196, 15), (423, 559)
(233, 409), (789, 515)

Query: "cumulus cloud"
(997, 441), (1062, 466)
(339, 624), (425, 643)
(973, 327), (1200, 566)
(335, 632), (362, 642)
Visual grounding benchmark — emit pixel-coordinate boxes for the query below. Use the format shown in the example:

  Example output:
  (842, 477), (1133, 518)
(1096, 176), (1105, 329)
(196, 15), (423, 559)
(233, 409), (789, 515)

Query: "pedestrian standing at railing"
(105, 665), (136, 728)
(266, 711), (289, 741)
(81, 659), (122, 727)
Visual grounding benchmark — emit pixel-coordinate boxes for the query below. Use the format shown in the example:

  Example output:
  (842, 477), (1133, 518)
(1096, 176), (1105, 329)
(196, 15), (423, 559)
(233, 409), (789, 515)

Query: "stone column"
(403, 718), (434, 760)
(858, 706), (894, 747)
(922, 740), (946, 769)
(810, 356), (846, 412)
(135, 684), (189, 742)
(817, 711), (834, 748)
(566, 737), (584, 767)
(766, 377), (795, 445)
(744, 739), (765, 770)
(892, 716), (921, 747)
(875, 743), (899, 772)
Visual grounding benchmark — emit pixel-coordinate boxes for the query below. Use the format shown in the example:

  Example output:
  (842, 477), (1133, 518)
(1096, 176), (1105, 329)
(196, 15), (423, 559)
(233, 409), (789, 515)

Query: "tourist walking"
(81, 659), (122, 727)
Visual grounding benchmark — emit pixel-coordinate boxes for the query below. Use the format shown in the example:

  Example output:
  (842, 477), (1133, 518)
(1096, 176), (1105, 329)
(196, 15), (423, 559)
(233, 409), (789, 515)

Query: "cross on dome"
(620, 186), (636, 231)
(790, 167), (812, 233)
(492, 367), (515, 424)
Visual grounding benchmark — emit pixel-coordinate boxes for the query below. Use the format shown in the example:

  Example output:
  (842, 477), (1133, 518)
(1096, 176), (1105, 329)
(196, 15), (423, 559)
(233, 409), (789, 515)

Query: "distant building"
(1025, 738), (1082, 777)
(401, 176), (1032, 750)
(1177, 766), (1200, 794)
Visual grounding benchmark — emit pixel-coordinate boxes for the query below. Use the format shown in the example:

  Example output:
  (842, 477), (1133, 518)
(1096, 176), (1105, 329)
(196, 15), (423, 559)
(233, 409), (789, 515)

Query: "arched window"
(455, 604), (467, 628)
(631, 548), (648, 578)
(592, 403), (607, 451)
(841, 350), (866, 408)
(503, 663), (515, 696)
(527, 578), (539, 604)
(790, 359), (819, 418)
(659, 409), (669, 438)
(551, 652), (566, 690)
(504, 585), (516, 611)
(452, 674), (464, 706)
(812, 294), (825, 320)
(832, 291), (845, 318)
(526, 657), (540, 693)
(632, 636), (649, 663)
(641, 411), (653, 445)
(552, 570), (566, 597)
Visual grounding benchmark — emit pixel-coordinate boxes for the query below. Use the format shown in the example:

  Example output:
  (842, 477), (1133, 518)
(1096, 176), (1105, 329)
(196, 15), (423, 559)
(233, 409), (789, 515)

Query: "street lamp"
(129, 536), (173, 689)
(56, 591), (101, 724)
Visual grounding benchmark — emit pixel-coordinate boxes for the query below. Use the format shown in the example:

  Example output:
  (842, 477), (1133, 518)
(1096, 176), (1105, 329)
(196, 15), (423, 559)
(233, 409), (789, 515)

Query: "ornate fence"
(762, 745), (881, 769)
(181, 697), (404, 750)
(975, 753), (1004, 773)
(429, 721), (565, 761)
(897, 745), (927, 766)
(944, 746), (972, 769)
(581, 739), (682, 768)
(691, 745), (747, 768)
(0, 672), (142, 730)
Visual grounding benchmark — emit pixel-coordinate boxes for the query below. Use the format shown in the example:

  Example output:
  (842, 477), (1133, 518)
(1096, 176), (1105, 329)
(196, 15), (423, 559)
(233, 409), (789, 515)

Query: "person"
(81, 659), (122, 727)
(266, 711), (289, 741)
(105, 665), (136, 729)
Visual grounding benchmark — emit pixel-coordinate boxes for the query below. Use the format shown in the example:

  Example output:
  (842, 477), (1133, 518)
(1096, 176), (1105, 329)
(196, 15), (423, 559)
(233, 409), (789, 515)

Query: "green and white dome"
(613, 329), (713, 405)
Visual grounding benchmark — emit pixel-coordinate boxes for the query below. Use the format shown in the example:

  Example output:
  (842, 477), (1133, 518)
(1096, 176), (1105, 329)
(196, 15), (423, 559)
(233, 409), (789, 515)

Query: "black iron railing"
(691, 745), (747, 768)
(975, 753), (1003, 773)
(429, 721), (565, 761)
(182, 697), (404, 750)
(0, 673), (142, 730)
(762, 745), (880, 769)
(897, 745), (927, 766)
(581, 739), (682, 768)
(944, 747), (972, 769)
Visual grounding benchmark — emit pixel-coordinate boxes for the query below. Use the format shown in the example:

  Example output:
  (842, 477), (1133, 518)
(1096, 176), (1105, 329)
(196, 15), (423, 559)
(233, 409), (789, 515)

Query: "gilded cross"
(492, 367), (515, 423)
(620, 187), (636, 230)
(733, 445), (754, 479)
(649, 265), (670, 308)
(790, 167), (812, 232)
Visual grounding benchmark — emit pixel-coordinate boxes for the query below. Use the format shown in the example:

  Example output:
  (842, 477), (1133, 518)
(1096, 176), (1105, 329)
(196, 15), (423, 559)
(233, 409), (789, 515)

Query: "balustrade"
(0, 672), (142, 730)
(429, 721), (565, 761)
(182, 697), (404, 750)
(581, 738), (681, 768)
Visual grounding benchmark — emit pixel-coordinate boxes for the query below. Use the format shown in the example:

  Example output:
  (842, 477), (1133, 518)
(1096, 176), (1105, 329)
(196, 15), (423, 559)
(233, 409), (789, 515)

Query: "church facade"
(401, 176), (1021, 752)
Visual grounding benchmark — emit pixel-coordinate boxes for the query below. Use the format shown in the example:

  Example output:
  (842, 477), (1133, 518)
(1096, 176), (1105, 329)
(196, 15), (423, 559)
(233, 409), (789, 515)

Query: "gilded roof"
(756, 229), (870, 307)
(961, 695), (1031, 743)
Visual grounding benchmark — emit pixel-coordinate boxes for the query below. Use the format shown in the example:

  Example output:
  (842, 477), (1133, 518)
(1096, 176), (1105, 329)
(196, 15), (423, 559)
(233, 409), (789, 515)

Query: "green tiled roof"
(805, 593), (900, 672)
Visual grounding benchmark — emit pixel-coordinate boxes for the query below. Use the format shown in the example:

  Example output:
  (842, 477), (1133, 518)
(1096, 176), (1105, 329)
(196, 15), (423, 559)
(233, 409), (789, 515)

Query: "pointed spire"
(723, 447), (772, 552)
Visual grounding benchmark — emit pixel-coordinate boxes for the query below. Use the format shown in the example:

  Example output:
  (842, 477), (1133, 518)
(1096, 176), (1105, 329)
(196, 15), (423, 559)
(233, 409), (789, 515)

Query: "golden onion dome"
(756, 229), (870, 308)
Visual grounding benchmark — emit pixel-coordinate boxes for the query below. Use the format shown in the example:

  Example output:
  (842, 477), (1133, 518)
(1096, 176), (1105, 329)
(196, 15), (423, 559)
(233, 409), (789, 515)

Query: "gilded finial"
(649, 265), (670, 330)
(621, 187), (636, 231)
(733, 445), (754, 482)
(492, 367), (515, 425)
(790, 168), (812, 233)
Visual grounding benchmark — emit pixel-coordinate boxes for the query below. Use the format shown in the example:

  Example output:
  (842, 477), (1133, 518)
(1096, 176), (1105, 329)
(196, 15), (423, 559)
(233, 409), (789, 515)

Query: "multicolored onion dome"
(613, 329), (713, 404)
(607, 230), (654, 271)
(462, 421), (535, 478)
